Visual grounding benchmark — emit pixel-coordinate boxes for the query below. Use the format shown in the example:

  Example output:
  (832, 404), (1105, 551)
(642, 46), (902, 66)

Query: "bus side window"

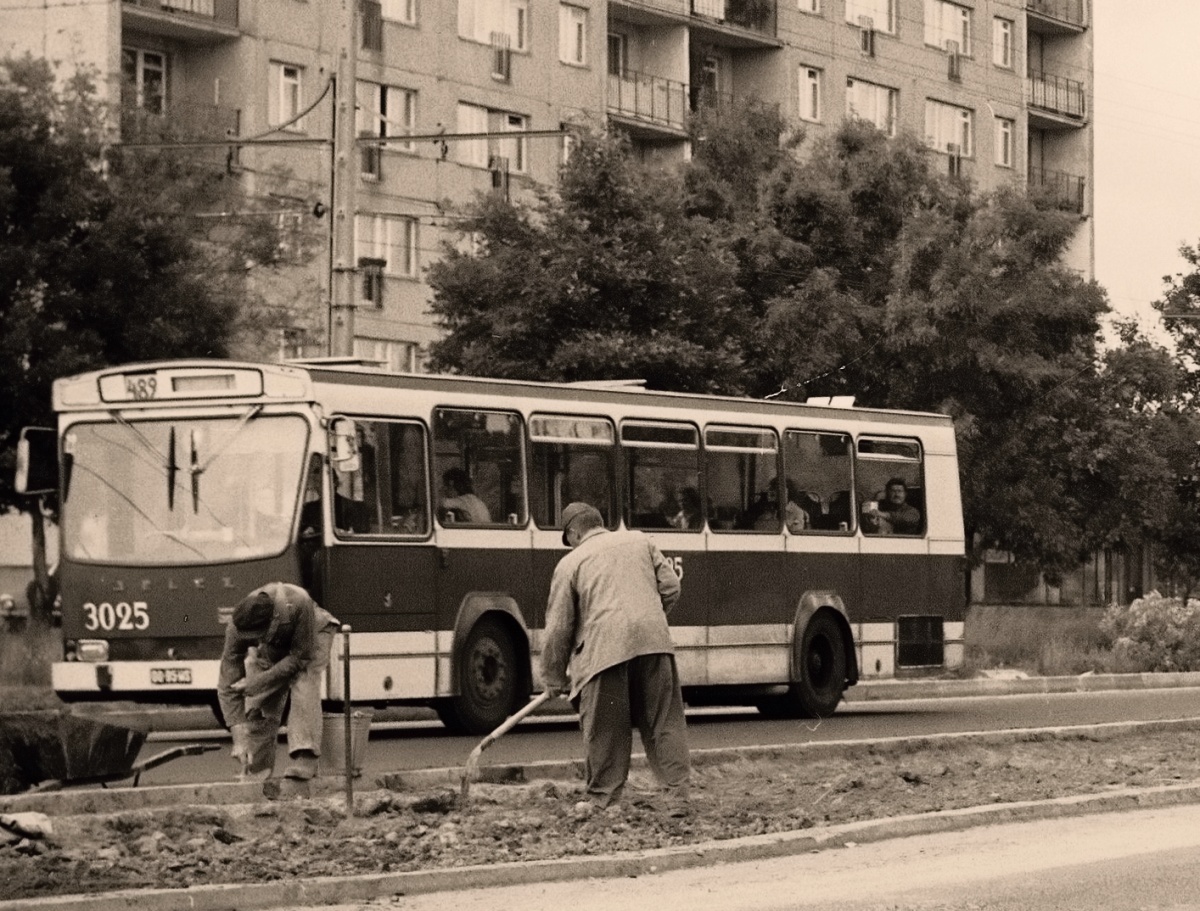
(855, 436), (926, 536)
(333, 419), (429, 537)
(433, 408), (527, 527)
(529, 415), (616, 529)
(621, 421), (701, 531)
(704, 426), (779, 532)
(783, 430), (854, 533)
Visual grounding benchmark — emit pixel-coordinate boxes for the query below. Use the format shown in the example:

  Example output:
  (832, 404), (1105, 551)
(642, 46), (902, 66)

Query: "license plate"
(149, 667), (192, 685)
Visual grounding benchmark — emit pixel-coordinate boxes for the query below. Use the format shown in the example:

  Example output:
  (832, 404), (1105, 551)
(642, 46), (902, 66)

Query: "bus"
(18, 359), (966, 734)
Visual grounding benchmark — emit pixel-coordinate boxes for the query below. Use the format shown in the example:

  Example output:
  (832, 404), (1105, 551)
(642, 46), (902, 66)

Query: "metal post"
(341, 624), (353, 808)
(329, 0), (359, 356)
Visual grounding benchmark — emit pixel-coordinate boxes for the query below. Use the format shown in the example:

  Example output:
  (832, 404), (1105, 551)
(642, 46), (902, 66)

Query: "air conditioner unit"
(945, 40), (962, 81)
(489, 155), (510, 199)
(946, 142), (963, 177)
(491, 31), (512, 82)
(858, 16), (875, 56)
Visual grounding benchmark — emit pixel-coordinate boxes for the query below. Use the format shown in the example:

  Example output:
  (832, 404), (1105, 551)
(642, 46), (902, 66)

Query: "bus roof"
(51, 359), (953, 428)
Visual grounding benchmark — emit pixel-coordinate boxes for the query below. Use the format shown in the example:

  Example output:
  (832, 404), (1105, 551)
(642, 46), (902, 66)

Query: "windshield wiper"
(189, 405), (263, 514)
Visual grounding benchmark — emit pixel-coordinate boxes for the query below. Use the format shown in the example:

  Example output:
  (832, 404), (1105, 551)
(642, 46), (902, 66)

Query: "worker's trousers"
(241, 627), (335, 774)
(574, 652), (690, 808)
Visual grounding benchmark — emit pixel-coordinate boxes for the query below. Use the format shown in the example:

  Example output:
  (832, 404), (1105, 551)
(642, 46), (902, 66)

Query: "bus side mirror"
(329, 418), (360, 474)
(15, 427), (57, 496)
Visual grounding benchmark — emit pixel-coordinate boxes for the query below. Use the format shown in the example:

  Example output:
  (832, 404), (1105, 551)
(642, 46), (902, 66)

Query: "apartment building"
(2, 0), (1093, 362)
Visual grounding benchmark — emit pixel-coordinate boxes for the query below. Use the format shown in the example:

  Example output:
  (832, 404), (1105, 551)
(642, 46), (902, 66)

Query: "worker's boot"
(283, 749), (319, 781)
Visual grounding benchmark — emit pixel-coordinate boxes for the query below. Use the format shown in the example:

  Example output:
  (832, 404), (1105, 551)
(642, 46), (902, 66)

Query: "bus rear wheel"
(436, 616), (523, 736)
(757, 611), (847, 719)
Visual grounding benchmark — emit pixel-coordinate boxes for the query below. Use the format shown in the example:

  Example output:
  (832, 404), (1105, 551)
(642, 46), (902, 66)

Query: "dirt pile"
(5, 725), (1200, 903)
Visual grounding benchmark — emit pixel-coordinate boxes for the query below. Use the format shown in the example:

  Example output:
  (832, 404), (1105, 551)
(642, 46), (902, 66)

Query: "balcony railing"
(1028, 166), (1086, 214)
(1026, 0), (1087, 28)
(607, 70), (689, 131)
(1027, 72), (1086, 119)
(122, 0), (238, 29)
(121, 98), (240, 143)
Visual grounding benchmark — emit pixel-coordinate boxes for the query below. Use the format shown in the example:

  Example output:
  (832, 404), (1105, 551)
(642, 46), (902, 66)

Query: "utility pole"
(329, 0), (359, 357)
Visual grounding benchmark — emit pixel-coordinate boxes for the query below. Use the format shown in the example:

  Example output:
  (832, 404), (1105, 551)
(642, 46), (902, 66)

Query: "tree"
(427, 131), (748, 393)
(0, 55), (301, 621)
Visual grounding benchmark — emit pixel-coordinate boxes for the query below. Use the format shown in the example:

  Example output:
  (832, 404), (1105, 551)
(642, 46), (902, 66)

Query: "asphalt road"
(127, 686), (1200, 787)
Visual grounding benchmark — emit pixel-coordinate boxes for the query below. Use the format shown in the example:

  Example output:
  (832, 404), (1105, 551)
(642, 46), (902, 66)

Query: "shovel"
(460, 691), (551, 803)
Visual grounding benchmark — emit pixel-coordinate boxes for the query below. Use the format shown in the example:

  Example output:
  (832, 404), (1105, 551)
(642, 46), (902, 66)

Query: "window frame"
(355, 213), (418, 279)
(782, 429), (857, 535)
(994, 116), (1014, 168)
(924, 0), (972, 56)
(330, 416), (432, 540)
(846, 77), (898, 137)
(122, 47), (167, 115)
(433, 407), (528, 529)
(620, 419), (703, 532)
(704, 424), (782, 534)
(458, 0), (528, 52)
(269, 61), (305, 131)
(925, 99), (974, 157)
(380, 0), (416, 25)
(528, 413), (618, 531)
(855, 435), (927, 538)
(559, 3), (588, 66)
(799, 66), (822, 123)
(845, 0), (895, 34)
(992, 17), (1014, 69)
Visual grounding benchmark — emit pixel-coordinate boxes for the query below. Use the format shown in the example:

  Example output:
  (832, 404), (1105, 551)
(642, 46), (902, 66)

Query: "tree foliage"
(0, 56), (306, 616)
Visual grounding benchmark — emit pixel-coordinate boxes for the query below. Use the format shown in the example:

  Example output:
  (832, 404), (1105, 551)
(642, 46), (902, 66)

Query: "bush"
(1099, 592), (1200, 672)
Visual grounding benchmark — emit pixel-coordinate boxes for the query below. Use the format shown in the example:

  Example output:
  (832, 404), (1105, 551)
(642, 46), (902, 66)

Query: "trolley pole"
(329, 0), (359, 357)
(341, 624), (354, 809)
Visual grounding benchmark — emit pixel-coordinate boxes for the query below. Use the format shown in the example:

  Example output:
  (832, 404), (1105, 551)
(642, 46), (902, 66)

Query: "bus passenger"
(218, 582), (340, 788)
(440, 468), (492, 524)
(541, 502), (691, 816)
(862, 478), (922, 535)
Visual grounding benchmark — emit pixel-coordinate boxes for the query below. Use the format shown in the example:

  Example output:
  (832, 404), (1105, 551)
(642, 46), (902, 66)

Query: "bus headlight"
(76, 640), (110, 663)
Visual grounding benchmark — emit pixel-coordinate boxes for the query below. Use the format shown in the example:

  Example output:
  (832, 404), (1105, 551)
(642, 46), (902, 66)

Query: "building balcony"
(607, 70), (689, 135)
(609, 0), (688, 22)
(1027, 72), (1086, 126)
(121, 98), (240, 144)
(1028, 166), (1086, 214)
(690, 0), (780, 47)
(122, 0), (239, 42)
(1025, 0), (1088, 34)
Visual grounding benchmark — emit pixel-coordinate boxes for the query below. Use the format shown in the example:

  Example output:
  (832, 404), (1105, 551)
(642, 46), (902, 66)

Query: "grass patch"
(964, 605), (1118, 676)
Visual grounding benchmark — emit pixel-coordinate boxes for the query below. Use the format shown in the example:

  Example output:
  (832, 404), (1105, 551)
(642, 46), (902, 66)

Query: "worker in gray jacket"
(541, 502), (690, 814)
(217, 582), (339, 782)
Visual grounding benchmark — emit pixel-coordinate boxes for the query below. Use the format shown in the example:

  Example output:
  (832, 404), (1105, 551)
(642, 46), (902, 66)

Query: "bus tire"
(792, 610), (847, 718)
(437, 616), (522, 736)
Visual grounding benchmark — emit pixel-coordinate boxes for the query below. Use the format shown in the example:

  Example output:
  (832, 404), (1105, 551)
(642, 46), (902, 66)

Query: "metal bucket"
(319, 711), (372, 775)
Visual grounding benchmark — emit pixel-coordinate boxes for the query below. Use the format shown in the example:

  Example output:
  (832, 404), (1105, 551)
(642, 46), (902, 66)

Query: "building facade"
(2, 0), (1093, 365)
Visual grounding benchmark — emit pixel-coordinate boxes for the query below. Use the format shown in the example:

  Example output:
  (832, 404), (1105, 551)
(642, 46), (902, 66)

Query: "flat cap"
(232, 591), (274, 638)
(560, 501), (602, 546)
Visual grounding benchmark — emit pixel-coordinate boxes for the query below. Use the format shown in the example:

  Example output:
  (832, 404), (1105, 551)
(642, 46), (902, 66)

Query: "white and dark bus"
(21, 360), (966, 734)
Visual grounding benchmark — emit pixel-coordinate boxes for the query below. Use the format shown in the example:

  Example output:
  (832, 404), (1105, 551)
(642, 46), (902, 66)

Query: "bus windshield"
(61, 413), (310, 565)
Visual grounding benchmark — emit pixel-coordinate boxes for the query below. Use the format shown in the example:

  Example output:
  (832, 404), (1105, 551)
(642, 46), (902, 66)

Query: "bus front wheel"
(437, 616), (523, 736)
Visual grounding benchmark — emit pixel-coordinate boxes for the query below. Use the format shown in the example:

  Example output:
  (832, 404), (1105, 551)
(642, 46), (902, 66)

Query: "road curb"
(13, 779), (1200, 911)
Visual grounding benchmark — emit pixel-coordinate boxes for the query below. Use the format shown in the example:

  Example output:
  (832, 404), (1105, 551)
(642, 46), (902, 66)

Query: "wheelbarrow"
(0, 712), (219, 795)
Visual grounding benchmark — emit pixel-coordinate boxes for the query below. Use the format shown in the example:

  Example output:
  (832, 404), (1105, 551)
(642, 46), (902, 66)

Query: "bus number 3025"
(83, 601), (151, 631)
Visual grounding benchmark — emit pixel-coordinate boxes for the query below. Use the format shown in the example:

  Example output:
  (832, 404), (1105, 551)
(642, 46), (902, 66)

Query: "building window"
(459, 0), (527, 52)
(845, 0), (894, 34)
(925, 100), (973, 157)
(924, 0), (970, 54)
(560, 4), (588, 66)
(994, 116), (1014, 168)
(269, 61), (304, 130)
(355, 214), (418, 278)
(799, 0), (820, 13)
(992, 17), (1013, 68)
(380, 0), (415, 24)
(799, 66), (822, 122)
(122, 48), (166, 115)
(846, 78), (897, 136)
(456, 103), (528, 173)
(354, 338), (423, 373)
(607, 32), (627, 77)
(357, 82), (415, 178)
